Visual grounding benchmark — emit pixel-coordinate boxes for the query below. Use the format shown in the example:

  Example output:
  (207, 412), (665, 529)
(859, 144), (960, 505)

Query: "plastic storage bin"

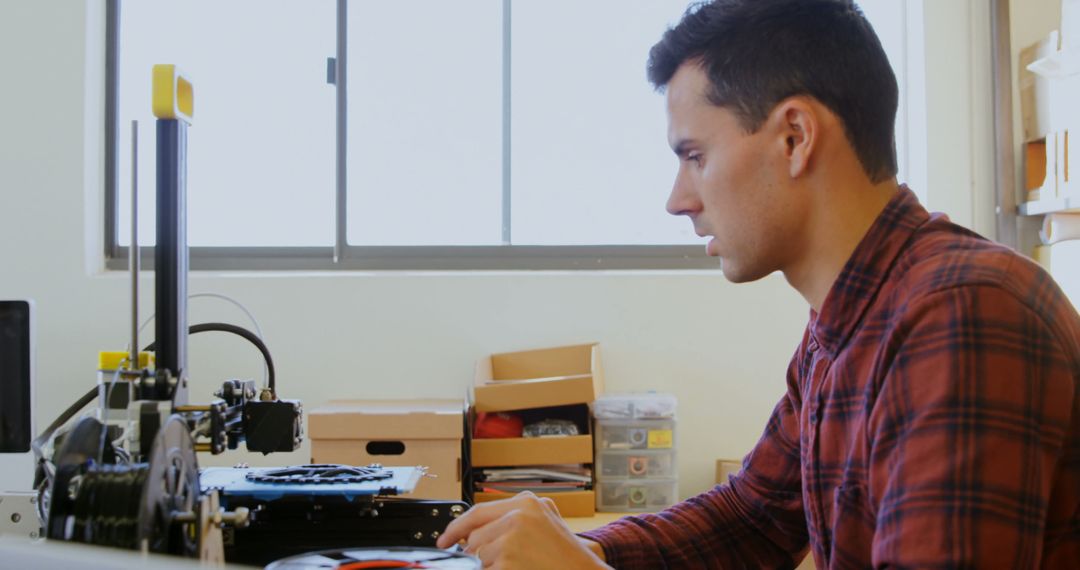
(593, 393), (679, 512)
(596, 478), (678, 512)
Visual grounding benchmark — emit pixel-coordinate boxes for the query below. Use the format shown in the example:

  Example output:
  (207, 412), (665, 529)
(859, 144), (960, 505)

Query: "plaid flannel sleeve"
(863, 284), (1079, 568)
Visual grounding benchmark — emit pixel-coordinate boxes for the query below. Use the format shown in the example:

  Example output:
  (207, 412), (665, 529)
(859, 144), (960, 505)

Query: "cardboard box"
(471, 434), (594, 467)
(715, 458), (743, 485)
(473, 490), (596, 518)
(469, 344), (602, 511)
(473, 343), (604, 413)
(309, 399), (464, 500)
(1026, 136), (1053, 201)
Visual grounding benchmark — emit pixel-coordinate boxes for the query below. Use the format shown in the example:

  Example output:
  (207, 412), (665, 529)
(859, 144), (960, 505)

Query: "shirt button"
(809, 412), (818, 424)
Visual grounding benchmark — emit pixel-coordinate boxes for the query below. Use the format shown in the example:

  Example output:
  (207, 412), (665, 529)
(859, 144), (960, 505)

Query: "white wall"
(919, 0), (997, 237)
(0, 0), (996, 506)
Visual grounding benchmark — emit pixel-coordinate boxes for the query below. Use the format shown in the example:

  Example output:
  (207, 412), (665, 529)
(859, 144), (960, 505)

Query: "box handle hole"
(366, 441), (406, 455)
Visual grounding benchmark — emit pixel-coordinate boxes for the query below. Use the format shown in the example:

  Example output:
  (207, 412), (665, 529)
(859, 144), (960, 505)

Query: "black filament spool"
(53, 462), (150, 549)
(47, 416), (199, 556)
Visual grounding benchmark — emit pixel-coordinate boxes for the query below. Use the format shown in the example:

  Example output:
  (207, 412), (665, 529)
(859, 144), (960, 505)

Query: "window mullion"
(334, 0), (348, 262)
(105, 0), (121, 260)
(501, 0), (512, 246)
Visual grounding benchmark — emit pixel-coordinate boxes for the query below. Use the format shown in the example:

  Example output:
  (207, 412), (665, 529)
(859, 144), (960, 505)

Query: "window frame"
(104, 0), (711, 271)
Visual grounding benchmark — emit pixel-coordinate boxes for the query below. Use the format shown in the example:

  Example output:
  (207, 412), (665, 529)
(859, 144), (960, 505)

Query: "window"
(345, 1), (503, 247)
(105, 0), (917, 270)
(510, 1), (694, 246)
(115, 0), (336, 248)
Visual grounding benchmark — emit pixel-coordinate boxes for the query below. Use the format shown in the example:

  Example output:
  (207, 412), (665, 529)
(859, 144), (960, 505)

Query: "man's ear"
(770, 97), (817, 179)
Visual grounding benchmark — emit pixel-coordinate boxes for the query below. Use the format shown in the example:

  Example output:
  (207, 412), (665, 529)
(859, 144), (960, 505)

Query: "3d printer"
(15, 65), (471, 568)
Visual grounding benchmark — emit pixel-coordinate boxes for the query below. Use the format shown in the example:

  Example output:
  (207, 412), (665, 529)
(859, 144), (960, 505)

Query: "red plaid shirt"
(582, 186), (1080, 568)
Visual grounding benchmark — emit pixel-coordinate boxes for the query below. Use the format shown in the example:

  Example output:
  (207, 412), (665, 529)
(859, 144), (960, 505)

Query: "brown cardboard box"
(474, 490), (596, 518)
(473, 343), (604, 413)
(471, 434), (594, 467)
(715, 458), (742, 485)
(470, 344), (603, 516)
(309, 399), (464, 500)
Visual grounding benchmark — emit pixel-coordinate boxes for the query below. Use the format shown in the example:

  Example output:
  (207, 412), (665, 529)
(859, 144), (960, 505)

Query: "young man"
(438, 0), (1080, 567)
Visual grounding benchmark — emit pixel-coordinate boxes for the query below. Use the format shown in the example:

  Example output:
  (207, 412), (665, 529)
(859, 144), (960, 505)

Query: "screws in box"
(602, 430), (631, 449)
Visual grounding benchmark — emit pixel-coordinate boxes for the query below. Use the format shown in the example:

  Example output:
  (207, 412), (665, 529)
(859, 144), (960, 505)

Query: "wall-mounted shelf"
(1018, 196), (1080, 216)
(1028, 47), (1080, 78)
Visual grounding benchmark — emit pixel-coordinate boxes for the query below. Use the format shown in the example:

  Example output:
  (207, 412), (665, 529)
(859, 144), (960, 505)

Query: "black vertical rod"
(155, 118), (188, 404)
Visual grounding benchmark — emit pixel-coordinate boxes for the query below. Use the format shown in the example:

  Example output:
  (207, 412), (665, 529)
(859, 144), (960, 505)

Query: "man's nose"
(666, 171), (697, 217)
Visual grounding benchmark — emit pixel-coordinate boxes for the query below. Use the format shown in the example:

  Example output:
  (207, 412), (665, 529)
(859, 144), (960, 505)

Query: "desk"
(564, 512), (632, 533)
(563, 513), (816, 569)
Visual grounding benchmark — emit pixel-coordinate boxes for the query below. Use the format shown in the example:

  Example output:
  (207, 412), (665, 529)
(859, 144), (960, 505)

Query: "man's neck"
(784, 177), (899, 312)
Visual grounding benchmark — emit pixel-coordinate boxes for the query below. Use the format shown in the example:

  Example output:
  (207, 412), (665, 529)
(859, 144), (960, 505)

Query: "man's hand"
(436, 492), (609, 569)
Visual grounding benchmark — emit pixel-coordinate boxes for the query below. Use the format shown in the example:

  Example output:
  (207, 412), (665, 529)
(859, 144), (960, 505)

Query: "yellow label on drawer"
(647, 429), (673, 449)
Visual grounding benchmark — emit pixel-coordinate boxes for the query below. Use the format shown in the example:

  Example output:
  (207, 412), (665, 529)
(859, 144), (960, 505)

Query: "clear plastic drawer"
(596, 450), (676, 479)
(595, 419), (676, 451)
(595, 478), (678, 512)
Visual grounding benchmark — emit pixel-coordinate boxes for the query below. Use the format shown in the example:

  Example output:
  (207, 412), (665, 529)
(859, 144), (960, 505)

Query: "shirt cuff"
(578, 526), (627, 568)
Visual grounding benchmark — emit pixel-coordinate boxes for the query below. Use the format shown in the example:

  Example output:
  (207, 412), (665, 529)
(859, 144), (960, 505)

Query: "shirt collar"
(809, 185), (931, 356)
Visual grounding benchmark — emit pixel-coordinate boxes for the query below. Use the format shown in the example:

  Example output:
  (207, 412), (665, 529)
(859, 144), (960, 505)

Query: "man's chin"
(719, 259), (767, 284)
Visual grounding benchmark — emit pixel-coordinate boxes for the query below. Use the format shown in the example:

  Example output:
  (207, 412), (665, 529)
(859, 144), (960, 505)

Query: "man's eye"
(686, 154), (702, 165)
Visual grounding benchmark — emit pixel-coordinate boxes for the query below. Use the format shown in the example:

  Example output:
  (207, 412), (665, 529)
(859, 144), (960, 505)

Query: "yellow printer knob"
(152, 63), (194, 123)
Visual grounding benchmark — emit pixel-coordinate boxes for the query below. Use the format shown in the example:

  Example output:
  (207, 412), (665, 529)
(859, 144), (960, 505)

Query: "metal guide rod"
(130, 119), (139, 368)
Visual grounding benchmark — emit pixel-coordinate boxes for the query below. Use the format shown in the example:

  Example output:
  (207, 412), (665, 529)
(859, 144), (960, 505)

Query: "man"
(438, 0), (1080, 567)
